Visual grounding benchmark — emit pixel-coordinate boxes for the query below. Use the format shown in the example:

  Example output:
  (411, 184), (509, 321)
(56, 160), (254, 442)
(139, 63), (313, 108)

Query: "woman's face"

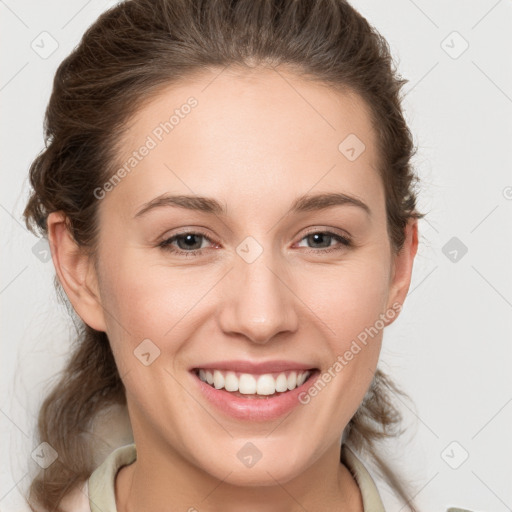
(64, 66), (417, 488)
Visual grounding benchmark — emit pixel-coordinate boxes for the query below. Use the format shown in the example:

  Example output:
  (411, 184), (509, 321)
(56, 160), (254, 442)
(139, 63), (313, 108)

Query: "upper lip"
(191, 360), (318, 374)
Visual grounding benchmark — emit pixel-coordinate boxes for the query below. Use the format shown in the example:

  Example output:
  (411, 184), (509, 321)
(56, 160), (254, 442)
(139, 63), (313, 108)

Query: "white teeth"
(213, 370), (224, 389)
(239, 374), (257, 394)
(238, 373), (256, 395)
(224, 371), (239, 392)
(196, 369), (313, 396)
(287, 372), (297, 391)
(275, 373), (288, 392)
(256, 374), (276, 395)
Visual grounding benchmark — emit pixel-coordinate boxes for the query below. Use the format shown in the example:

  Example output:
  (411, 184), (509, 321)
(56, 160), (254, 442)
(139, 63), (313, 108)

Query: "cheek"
(295, 258), (391, 428)
(96, 247), (214, 361)
(302, 256), (391, 347)
(95, 249), (166, 350)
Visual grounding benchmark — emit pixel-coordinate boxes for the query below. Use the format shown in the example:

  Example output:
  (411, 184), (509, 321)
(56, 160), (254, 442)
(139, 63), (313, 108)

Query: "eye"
(158, 230), (216, 257)
(295, 230), (352, 255)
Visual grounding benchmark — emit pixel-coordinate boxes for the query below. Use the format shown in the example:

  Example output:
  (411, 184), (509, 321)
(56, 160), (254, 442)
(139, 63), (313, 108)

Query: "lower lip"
(190, 370), (320, 422)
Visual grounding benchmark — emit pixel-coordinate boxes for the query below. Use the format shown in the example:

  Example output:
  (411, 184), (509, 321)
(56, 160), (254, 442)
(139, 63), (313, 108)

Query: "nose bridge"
(218, 236), (298, 344)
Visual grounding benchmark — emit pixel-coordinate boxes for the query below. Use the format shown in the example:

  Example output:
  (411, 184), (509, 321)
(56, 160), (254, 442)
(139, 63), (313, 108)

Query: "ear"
(47, 211), (107, 332)
(384, 219), (419, 325)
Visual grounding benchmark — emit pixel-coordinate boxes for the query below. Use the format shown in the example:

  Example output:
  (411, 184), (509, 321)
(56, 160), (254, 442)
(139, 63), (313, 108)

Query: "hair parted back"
(23, 0), (425, 510)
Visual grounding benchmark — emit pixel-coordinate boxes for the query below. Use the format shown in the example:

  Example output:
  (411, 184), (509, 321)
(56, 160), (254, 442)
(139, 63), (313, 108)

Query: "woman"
(22, 0), (444, 510)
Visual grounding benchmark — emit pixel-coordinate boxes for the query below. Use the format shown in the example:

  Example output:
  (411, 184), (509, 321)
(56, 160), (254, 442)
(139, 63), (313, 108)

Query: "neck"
(115, 439), (363, 512)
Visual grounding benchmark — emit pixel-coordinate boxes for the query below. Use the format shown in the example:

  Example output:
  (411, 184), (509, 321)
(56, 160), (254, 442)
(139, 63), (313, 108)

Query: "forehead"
(105, 65), (383, 219)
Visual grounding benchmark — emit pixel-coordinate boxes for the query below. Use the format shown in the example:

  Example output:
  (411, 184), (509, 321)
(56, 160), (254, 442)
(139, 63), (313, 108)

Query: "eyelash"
(157, 229), (352, 257)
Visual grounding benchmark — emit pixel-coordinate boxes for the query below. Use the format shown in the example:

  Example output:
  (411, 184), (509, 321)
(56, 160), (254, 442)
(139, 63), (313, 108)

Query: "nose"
(217, 249), (299, 345)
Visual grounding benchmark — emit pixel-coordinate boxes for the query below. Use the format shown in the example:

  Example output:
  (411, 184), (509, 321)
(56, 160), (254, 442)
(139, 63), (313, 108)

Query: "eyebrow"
(134, 191), (371, 219)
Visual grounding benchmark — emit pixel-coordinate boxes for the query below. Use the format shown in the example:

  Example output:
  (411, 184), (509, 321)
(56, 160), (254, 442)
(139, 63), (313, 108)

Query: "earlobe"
(47, 211), (107, 332)
(385, 219), (419, 324)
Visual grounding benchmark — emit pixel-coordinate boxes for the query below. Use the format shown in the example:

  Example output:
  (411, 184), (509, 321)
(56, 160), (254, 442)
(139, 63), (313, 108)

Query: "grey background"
(1, 1), (511, 511)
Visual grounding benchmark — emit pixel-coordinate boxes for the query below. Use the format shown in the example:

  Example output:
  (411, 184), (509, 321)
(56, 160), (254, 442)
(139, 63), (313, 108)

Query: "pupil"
(310, 233), (329, 248)
(180, 234), (201, 250)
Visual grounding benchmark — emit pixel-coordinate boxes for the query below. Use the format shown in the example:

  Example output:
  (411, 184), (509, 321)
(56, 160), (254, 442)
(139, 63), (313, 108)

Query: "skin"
(48, 65), (418, 512)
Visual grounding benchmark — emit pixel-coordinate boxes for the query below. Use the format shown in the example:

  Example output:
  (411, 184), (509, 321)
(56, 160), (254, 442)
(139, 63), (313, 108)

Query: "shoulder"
(58, 479), (90, 512)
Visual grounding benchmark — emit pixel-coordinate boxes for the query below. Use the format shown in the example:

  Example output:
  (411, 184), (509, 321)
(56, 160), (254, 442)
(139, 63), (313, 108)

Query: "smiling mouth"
(193, 368), (318, 398)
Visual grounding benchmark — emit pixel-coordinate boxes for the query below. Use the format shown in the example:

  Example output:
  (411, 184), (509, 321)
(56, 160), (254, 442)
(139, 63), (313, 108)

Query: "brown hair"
(23, 0), (425, 510)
